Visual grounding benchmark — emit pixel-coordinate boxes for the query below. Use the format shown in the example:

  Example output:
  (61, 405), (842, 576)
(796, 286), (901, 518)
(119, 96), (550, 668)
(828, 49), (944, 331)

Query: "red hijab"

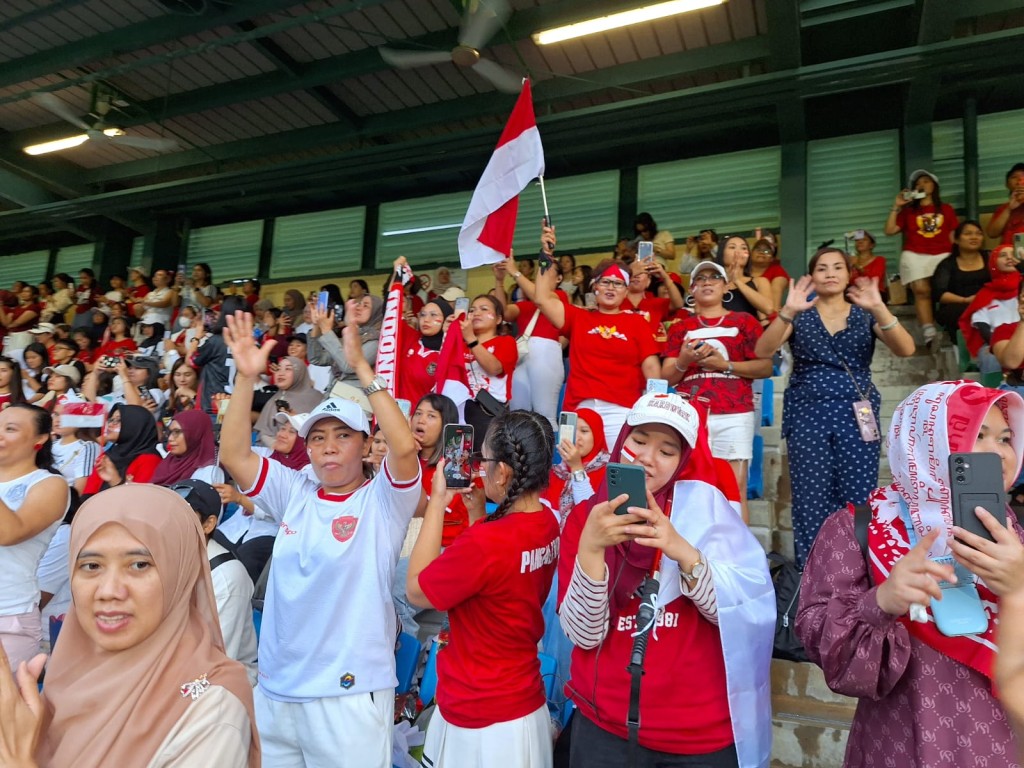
(271, 433), (310, 472)
(959, 246), (1020, 356)
(150, 409), (218, 486)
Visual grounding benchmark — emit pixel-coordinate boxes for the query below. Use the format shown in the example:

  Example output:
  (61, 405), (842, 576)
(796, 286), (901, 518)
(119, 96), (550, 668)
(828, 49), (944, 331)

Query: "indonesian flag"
(458, 80), (545, 269)
(376, 263), (413, 399)
(432, 319), (471, 418)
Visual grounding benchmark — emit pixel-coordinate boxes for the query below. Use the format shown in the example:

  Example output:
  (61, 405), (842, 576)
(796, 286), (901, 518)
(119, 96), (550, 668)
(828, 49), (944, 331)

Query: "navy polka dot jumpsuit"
(782, 306), (881, 566)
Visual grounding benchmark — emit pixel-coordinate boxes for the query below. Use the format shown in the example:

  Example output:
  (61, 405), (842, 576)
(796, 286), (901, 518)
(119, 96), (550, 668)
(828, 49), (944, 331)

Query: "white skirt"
(422, 703), (553, 768)
(707, 411), (756, 461)
(899, 249), (950, 285)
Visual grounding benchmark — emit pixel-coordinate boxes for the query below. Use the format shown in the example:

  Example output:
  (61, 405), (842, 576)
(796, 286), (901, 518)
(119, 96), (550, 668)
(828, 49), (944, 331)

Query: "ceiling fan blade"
(87, 130), (179, 152)
(379, 47), (453, 69)
(459, 0), (511, 51)
(31, 92), (91, 131)
(471, 58), (523, 94)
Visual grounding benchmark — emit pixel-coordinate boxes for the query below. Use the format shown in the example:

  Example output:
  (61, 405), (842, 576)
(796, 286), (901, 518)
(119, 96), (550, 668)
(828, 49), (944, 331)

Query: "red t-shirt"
(763, 261), (790, 282)
(896, 203), (958, 255)
(463, 336), (517, 403)
(96, 338), (138, 359)
(993, 202), (1024, 246)
(623, 295), (672, 345)
(73, 286), (99, 315)
(991, 322), (1022, 373)
(557, 502), (733, 754)
(82, 453), (161, 495)
(851, 256), (887, 294)
(515, 295), (564, 342)
(8, 303), (41, 333)
(560, 306), (659, 410)
(397, 330), (440, 406)
(664, 312), (763, 414)
(420, 508), (559, 728)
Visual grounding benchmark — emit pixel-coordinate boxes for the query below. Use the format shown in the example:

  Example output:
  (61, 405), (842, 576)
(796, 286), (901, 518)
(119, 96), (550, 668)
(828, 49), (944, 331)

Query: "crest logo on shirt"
(588, 325), (628, 341)
(339, 672), (355, 689)
(426, 362), (437, 376)
(332, 515), (358, 542)
(915, 212), (944, 237)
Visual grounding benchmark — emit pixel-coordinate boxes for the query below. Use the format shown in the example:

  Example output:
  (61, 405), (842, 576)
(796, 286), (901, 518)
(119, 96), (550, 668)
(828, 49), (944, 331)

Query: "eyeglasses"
(469, 452), (501, 473)
(594, 279), (628, 290)
(754, 248), (774, 255)
(692, 274), (725, 284)
(166, 428), (184, 439)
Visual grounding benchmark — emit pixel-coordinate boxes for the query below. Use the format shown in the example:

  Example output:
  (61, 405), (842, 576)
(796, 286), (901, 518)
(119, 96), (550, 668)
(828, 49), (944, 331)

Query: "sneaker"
(922, 324), (937, 345)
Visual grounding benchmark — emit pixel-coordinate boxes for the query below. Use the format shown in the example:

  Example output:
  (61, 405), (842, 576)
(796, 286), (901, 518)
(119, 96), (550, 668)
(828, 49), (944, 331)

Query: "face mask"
(179, 316), (192, 329)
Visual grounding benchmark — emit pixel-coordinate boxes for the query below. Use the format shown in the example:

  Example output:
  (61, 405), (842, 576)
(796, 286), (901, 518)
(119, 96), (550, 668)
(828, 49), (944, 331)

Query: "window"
(0, 250), (48, 287)
(271, 207), (366, 278)
(510, 170), (619, 253)
(187, 221), (263, 283)
(54, 243), (94, 277)
(978, 108), (1024, 209)
(376, 191), (471, 269)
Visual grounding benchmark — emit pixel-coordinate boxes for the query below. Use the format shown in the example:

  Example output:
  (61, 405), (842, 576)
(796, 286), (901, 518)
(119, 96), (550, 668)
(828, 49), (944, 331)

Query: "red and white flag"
(458, 80), (545, 269)
(432, 319), (471, 418)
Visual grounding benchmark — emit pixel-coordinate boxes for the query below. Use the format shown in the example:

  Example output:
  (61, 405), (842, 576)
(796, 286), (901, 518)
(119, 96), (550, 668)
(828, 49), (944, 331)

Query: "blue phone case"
(930, 565), (988, 637)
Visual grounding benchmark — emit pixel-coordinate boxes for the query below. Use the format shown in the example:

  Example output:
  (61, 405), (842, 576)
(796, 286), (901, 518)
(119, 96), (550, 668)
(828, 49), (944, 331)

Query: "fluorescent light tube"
(23, 134), (89, 155)
(532, 0), (724, 45)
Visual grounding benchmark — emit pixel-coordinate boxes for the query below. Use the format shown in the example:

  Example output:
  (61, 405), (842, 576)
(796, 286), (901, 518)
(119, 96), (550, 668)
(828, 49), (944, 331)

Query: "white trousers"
(255, 685), (394, 768)
(577, 398), (629, 451)
(423, 703), (553, 768)
(510, 337), (565, 431)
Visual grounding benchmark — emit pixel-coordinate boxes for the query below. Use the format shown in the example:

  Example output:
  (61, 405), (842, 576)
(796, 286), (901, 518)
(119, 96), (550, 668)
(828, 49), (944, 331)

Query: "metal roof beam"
(765, 0), (801, 71)
(0, 167), (61, 207)
(0, 0), (311, 90)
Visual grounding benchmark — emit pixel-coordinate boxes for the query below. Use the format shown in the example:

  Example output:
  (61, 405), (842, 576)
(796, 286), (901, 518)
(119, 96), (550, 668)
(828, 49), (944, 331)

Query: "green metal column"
(901, 122), (933, 185)
(618, 167), (638, 243)
(146, 217), (187, 274)
(94, 221), (137, 285)
(779, 140), (807, 277)
(257, 219), (274, 280)
(963, 96), (979, 222)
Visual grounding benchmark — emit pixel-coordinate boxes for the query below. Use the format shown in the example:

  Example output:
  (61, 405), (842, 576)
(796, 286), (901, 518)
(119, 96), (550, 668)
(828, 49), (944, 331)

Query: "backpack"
(767, 551), (808, 662)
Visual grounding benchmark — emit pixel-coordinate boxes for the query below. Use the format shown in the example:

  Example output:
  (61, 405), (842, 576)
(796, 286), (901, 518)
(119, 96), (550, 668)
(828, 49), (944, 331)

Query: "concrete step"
(770, 659), (857, 768)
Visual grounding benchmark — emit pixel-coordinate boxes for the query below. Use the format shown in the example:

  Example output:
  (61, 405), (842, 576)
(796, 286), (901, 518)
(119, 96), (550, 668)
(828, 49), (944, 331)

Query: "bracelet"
(725, 362), (735, 375)
(879, 318), (900, 331)
(674, 361), (687, 373)
(778, 311), (795, 324)
(512, 271), (522, 279)
(466, 340), (479, 349)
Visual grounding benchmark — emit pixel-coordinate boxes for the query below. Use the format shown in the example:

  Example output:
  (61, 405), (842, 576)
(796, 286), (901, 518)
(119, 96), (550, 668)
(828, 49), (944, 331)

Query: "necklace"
(697, 314), (726, 328)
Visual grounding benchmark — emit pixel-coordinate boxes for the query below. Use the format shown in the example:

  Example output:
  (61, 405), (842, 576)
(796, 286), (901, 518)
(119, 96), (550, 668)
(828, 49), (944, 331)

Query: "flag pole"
(538, 176), (551, 224)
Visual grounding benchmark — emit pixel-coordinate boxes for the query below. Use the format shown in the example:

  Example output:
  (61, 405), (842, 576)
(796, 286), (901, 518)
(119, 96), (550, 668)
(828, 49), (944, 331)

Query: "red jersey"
(515, 295), (564, 342)
(664, 313), (762, 414)
(463, 335), (517, 403)
(992, 201), (1024, 246)
(897, 203), (958, 255)
(397, 330), (440, 406)
(420, 507), (559, 728)
(851, 256), (887, 294)
(623, 295), (672, 345)
(82, 453), (161, 495)
(991, 322), (1023, 374)
(557, 503), (733, 754)
(560, 306), (659, 410)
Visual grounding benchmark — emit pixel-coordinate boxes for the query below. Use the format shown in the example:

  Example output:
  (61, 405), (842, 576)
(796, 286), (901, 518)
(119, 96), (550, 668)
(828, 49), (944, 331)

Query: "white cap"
(440, 286), (466, 302)
(909, 169), (938, 186)
(625, 392), (699, 450)
(273, 411), (311, 433)
(140, 310), (163, 325)
(29, 322), (56, 335)
(689, 260), (728, 283)
(298, 398), (370, 439)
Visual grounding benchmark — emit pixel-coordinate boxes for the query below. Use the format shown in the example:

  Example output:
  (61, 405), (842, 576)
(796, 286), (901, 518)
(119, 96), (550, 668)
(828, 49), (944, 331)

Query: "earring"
(684, 294), (696, 307)
(722, 290), (735, 304)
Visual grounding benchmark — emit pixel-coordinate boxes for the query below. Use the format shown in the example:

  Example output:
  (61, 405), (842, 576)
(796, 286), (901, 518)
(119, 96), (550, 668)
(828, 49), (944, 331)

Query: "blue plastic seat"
(760, 378), (774, 426)
(419, 640), (440, 705)
(394, 632), (419, 693)
(253, 608), (262, 642)
(747, 434), (764, 499)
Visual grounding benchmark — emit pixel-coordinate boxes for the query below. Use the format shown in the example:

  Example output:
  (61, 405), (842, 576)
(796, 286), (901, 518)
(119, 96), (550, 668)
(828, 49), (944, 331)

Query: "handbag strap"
(818, 308), (871, 402)
(518, 308), (540, 341)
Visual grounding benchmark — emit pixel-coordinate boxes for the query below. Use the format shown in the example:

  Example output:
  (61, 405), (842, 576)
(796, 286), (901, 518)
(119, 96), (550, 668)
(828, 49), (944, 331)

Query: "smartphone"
(949, 452), (1007, 543)
(441, 424), (474, 489)
(1014, 232), (1024, 263)
(637, 241), (654, 262)
(646, 378), (669, 395)
(396, 398), (412, 419)
(334, 303), (345, 326)
(584, 292), (597, 309)
(454, 297), (470, 316)
(606, 463), (647, 515)
(558, 411), (577, 445)
(852, 229), (865, 240)
(930, 563), (989, 637)
(275, 398), (290, 412)
(317, 290), (330, 314)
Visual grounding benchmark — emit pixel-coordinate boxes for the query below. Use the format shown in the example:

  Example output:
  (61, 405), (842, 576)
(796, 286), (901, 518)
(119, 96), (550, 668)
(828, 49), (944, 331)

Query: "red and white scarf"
(865, 380), (1024, 680)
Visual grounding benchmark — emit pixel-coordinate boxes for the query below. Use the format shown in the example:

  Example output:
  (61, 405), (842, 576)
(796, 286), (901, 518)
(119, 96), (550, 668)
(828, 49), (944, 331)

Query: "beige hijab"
(38, 485), (260, 768)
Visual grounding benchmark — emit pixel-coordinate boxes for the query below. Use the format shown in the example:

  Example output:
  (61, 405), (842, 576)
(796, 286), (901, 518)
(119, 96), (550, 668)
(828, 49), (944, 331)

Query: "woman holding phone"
(407, 410), (559, 768)
(797, 381), (1024, 766)
(557, 391), (774, 768)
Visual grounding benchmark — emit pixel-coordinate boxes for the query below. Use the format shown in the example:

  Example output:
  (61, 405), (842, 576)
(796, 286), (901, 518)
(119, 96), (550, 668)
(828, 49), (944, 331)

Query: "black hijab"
(106, 404), (161, 478)
(420, 297), (453, 352)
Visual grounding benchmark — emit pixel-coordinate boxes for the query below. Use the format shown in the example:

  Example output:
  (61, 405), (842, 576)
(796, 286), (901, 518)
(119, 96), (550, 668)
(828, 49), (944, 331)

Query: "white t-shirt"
(971, 297), (1018, 332)
(219, 448), (310, 544)
(207, 538), (258, 686)
(242, 454), (420, 700)
(51, 439), (100, 485)
(0, 469), (69, 615)
(37, 524), (71, 629)
(142, 287), (175, 327)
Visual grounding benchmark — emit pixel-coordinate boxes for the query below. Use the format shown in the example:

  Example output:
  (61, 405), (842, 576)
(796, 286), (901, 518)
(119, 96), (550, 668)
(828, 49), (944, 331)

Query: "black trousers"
(568, 711), (739, 768)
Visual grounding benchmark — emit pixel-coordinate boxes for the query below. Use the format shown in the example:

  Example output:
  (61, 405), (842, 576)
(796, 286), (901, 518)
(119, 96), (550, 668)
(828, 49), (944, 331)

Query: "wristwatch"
(361, 375), (388, 397)
(571, 469), (587, 482)
(681, 555), (705, 585)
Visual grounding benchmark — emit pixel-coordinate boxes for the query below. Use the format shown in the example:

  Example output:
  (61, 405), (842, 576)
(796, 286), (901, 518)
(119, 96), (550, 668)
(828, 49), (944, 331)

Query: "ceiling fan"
(378, 0), (523, 94)
(29, 88), (179, 154)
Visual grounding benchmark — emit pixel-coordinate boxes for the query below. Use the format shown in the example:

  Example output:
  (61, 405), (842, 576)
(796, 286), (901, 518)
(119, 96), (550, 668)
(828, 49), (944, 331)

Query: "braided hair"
(484, 410), (553, 522)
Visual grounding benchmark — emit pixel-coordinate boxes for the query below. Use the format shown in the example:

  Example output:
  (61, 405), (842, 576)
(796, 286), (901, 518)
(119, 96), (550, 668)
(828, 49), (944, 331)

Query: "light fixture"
(382, 223), (462, 237)
(532, 0), (724, 45)
(23, 134), (89, 155)
(23, 127), (126, 155)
